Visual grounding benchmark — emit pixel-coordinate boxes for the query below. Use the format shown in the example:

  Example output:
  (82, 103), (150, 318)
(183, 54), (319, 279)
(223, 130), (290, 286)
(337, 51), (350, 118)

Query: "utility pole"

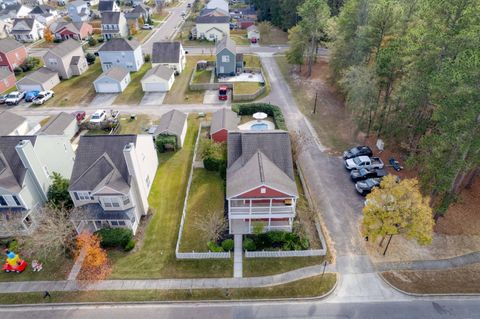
(383, 234), (393, 256)
(313, 91), (318, 114)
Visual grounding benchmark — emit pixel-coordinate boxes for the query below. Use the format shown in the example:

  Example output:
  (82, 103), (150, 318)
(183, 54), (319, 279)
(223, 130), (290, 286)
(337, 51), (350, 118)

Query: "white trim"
(226, 183), (298, 200)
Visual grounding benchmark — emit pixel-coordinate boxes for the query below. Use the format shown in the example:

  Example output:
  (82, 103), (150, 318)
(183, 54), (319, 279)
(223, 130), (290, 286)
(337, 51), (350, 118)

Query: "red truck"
(218, 86), (228, 101)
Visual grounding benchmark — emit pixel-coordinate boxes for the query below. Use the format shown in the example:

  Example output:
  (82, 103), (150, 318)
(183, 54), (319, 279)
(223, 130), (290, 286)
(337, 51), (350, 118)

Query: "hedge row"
(231, 103), (287, 131)
(95, 228), (134, 251)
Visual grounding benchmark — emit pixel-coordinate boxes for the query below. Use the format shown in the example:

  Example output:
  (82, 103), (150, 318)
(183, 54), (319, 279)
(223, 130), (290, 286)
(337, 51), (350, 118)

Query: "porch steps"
(233, 234), (243, 278)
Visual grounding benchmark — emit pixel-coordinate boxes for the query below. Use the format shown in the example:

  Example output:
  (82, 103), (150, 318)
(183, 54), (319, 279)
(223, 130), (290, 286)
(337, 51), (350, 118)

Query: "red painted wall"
(0, 72), (17, 93)
(239, 186), (290, 198)
(0, 46), (27, 72)
(211, 129), (228, 143)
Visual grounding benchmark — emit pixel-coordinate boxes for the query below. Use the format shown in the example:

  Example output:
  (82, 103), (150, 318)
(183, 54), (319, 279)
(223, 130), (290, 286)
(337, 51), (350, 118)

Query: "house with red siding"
(226, 131), (298, 234)
(0, 39), (27, 72)
(210, 108), (239, 143)
(0, 68), (16, 93)
(52, 21), (92, 41)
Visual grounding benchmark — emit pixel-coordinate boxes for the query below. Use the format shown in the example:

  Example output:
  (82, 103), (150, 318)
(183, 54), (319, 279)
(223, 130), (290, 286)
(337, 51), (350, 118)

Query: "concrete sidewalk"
(233, 235), (243, 278)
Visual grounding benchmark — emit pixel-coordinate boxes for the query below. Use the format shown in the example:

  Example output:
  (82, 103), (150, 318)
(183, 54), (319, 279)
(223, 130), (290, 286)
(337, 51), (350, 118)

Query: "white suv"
(89, 109), (107, 123)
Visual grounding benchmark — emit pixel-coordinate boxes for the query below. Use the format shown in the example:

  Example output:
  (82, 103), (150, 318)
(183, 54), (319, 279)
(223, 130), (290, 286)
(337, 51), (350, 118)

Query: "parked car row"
(0, 90), (54, 106)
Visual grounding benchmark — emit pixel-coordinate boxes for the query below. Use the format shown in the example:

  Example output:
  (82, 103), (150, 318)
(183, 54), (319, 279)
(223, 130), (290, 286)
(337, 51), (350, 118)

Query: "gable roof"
(205, 0), (228, 12)
(17, 67), (58, 85)
(216, 36), (235, 54)
(48, 38), (82, 58)
(0, 136), (37, 193)
(98, 0), (116, 12)
(11, 18), (35, 33)
(154, 110), (187, 137)
(69, 135), (138, 192)
(142, 64), (174, 81)
(0, 39), (24, 53)
(69, 0), (86, 8)
(96, 66), (129, 82)
(52, 21), (87, 34)
(195, 15), (229, 24)
(38, 112), (76, 135)
(29, 5), (54, 15)
(210, 108), (239, 135)
(200, 7), (229, 17)
(101, 11), (122, 24)
(0, 68), (14, 80)
(0, 111), (27, 136)
(151, 41), (182, 64)
(99, 37), (139, 52)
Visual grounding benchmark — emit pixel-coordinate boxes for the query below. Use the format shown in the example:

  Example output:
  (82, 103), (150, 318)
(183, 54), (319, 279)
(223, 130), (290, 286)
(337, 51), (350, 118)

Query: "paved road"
(2, 299), (480, 319)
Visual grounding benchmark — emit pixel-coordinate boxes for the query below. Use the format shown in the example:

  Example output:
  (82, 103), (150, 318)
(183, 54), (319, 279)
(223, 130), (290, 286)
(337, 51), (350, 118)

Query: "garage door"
(95, 82), (120, 93)
(17, 83), (42, 91)
(143, 82), (167, 92)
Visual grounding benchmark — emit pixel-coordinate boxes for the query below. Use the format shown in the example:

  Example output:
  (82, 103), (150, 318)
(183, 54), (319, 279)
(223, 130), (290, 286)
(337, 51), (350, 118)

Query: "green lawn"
(230, 34), (250, 46)
(44, 61), (103, 107)
(113, 63), (151, 105)
(243, 54), (262, 68)
(180, 169), (225, 252)
(117, 114), (159, 134)
(0, 273), (336, 304)
(192, 69), (212, 83)
(233, 82), (262, 95)
(133, 30), (152, 42)
(0, 255), (73, 282)
(109, 117), (232, 279)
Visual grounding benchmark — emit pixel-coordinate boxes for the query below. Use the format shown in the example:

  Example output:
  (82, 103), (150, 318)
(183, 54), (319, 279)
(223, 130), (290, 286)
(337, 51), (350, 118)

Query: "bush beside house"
(95, 228), (134, 251)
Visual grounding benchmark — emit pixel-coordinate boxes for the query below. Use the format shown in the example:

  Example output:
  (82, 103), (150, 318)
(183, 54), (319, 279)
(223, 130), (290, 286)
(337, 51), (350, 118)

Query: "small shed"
(38, 112), (78, 140)
(93, 67), (131, 93)
(16, 68), (60, 91)
(152, 110), (188, 148)
(141, 65), (175, 92)
(210, 108), (239, 143)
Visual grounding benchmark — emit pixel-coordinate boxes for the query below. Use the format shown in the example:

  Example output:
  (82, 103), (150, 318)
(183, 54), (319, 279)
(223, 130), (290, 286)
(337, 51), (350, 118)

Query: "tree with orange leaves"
(75, 232), (111, 282)
(44, 27), (54, 43)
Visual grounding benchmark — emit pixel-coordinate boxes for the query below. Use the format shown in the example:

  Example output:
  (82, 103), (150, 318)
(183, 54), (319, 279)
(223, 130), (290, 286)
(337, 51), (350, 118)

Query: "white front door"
(219, 66), (224, 74)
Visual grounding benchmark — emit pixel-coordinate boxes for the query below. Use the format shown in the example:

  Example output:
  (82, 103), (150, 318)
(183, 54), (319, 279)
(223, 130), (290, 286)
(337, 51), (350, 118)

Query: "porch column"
(269, 198), (272, 214)
(249, 200), (252, 215)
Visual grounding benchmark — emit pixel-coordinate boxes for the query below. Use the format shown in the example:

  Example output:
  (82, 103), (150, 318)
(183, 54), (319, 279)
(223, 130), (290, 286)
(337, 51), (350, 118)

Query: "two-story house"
(0, 38), (27, 72)
(98, 0), (120, 16)
(52, 20), (92, 40)
(0, 135), (75, 237)
(226, 131), (299, 235)
(10, 17), (44, 42)
(0, 3), (32, 22)
(195, 15), (229, 41)
(28, 5), (58, 25)
(98, 37), (143, 72)
(215, 37), (243, 77)
(101, 11), (128, 40)
(68, 135), (158, 234)
(124, 3), (150, 26)
(151, 41), (186, 74)
(67, 0), (90, 23)
(42, 39), (88, 79)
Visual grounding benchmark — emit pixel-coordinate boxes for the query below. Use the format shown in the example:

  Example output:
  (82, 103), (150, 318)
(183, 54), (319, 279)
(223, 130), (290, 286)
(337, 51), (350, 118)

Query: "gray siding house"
(0, 135), (75, 237)
(215, 37), (243, 77)
(151, 110), (187, 148)
(101, 11), (128, 40)
(67, 0), (90, 23)
(98, 38), (144, 72)
(42, 39), (88, 79)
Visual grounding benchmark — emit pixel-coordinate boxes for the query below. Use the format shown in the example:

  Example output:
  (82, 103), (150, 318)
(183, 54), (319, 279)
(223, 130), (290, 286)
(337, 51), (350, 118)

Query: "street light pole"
(313, 91), (318, 114)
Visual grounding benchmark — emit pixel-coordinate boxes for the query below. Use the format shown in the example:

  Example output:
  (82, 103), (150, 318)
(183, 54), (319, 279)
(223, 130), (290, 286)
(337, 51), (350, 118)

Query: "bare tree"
(193, 209), (227, 242)
(290, 130), (313, 163)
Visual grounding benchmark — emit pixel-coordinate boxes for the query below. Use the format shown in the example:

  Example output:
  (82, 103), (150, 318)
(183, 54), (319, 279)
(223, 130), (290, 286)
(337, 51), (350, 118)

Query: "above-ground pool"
(251, 123), (269, 130)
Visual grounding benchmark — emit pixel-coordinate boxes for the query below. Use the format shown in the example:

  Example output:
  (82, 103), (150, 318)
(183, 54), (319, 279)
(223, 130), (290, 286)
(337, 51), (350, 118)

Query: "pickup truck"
(345, 156), (384, 170)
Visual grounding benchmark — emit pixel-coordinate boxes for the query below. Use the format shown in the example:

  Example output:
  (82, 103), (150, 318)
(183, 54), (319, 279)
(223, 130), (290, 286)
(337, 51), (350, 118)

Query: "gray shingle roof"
(0, 136), (37, 193)
(195, 15), (229, 24)
(154, 110), (187, 137)
(48, 38), (82, 58)
(142, 64), (174, 81)
(29, 5), (54, 15)
(69, 0), (86, 7)
(216, 36), (235, 54)
(70, 203), (135, 221)
(0, 39), (24, 53)
(210, 108), (239, 135)
(99, 37), (140, 52)
(38, 112), (76, 135)
(0, 68), (14, 80)
(151, 41), (181, 64)
(98, 0), (115, 12)
(17, 67), (58, 85)
(97, 66), (129, 82)
(0, 111), (27, 136)
(226, 131), (297, 198)
(101, 11), (122, 24)
(11, 18), (35, 33)
(69, 135), (138, 192)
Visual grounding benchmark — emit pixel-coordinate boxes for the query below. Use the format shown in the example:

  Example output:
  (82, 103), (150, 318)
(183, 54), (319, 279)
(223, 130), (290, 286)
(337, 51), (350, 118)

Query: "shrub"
(127, 35), (133, 40)
(144, 54), (151, 62)
(13, 67), (22, 75)
(221, 239), (234, 251)
(232, 103), (287, 130)
(47, 172), (73, 209)
(53, 38), (62, 43)
(95, 228), (133, 249)
(243, 238), (256, 251)
(88, 37), (97, 47)
(124, 239), (136, 251)
(156, 134), (177, 152)
(85, 52), (96, 64)
(20, 56), (41, 72)
(8, 240), (18, 252)
(202, 140), (227, 173)
(207, 241), (224, 252)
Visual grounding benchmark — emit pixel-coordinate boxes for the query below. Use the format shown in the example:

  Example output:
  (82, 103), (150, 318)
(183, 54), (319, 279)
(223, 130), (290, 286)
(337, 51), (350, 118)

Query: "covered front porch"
(70, 204), (138, 234)
(228, 197), (296, 217)
(230, 217), (293, 235)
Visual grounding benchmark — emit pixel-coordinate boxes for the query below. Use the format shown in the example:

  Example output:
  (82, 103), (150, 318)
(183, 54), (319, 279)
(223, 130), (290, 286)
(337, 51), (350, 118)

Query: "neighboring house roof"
(0, 135), (37, 193)
(151, 41), (181, 64)
(11, 18), (35, 33)
(38, 112), (76, 135)
(210, 108), (239, 135)
(216, 36), (235, 54)
(96, 66), (129, 82)
(200, 7), (228, 17)
(98, 37), (139, 52)
(98, 0), (116, 12)
(153, 109), (187, 137)
(0, 111), (27, 136)
(0, 68), (14, 80)
(17, 67), (58, 85)
(70, 203), (136, 221)
(142, 64), (174, 81)
(69, 0), (86, 8)
(226, 131), (297, 197)
(205, 0), (228, 12)
(29, 5), (54, 15)
(0, 38), (23, 53)
(52, 21), (87, 34)
(101, 11), (122, 24)
(69, 135), (138, 193)
(48, 38), (82, 58)
(0, 4), (30, 20)
(195, 15), (229, 24)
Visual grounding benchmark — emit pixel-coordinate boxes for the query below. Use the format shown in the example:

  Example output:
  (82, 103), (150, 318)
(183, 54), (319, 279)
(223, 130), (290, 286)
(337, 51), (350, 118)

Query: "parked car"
(32, 90), (54, 105)
(218, 85), (228, 101)
(0, 95), (7, 104)
(73, 110), (86, 123)
(187, 3), (191, 7)
(389, 157), (403, 171)
(89, 109), (107, 123)
(141, 24), (153, 30)
(343, 146), (373, 160)
(355, 178), (381, 196)
(24, 90), (40, 102)
(350, 168), (387, 182)
(251, 37), (257, 44)
(345, 156), (384, 170)
(5, 91), (25, 105)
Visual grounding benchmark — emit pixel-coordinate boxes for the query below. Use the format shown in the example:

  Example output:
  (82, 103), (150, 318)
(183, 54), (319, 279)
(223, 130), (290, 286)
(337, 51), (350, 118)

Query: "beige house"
(195, 15), (230, 41)
(16, 67), (60, 91)
(42, 39), (88, 80)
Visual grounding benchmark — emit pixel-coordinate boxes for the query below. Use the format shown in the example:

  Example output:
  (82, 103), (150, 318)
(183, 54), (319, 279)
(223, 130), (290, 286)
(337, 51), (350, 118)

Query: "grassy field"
(180, 169), (225, 252)
(233, 82), (262, 95)
(192, 69), (212, 83)
(163, 56), (214, 104)
(118, 114), (159, 134)
(243, 54), (262, 68)
(261, 27), (289, 45)
(230, 31), (250, 46)
(44, 61), (103, 107)
(109, 117), (232, 279)
(0, 273), (336, 304)
(113, 63), (151, 105)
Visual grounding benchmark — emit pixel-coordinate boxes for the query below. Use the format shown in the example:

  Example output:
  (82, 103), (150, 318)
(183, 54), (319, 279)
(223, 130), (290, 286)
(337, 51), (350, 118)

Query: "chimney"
(15, 139), (50, 202)
(123, 142), (149, 215)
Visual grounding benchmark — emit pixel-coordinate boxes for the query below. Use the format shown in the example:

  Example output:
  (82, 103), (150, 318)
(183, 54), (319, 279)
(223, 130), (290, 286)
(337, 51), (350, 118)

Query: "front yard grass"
(163, 56), (214, 104)
(180, 168), (225, 252)
(108, 116), (232, 279)
(118, 114), (159, 134)
(230, 32), (250, 46)
(261, 27), (289, 45)
(243, 54), (262, 68)
(233, 82), (262, 95)
(0, 273), (336, 304)
(0, 255), (73, 282)
(133, 29), (152, 42)
(113, 63), (151, 105)
(44, 60), (103, 107)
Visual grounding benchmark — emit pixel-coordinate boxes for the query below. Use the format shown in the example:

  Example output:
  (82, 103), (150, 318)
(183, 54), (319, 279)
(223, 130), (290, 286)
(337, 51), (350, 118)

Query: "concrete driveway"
(89, 93), (118, 108)
(203, 90), (231, 105)
(140, 92), (166, 106)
